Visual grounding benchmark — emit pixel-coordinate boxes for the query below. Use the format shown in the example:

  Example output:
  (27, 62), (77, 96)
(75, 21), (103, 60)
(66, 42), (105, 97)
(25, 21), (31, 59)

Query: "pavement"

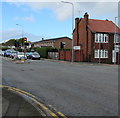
(1, 85), (64, 117)
(2, 56), (119, 116)
(2, 56), (119, 67)
(2, 85), (44, 117)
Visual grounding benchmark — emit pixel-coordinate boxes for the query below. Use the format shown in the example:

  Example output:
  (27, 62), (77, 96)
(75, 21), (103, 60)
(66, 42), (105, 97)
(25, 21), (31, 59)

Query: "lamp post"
(114, 16), (120, 64)
(61, 1), (74, 62)
(16, 24), (23, 40)
(16, 24), (25, 62)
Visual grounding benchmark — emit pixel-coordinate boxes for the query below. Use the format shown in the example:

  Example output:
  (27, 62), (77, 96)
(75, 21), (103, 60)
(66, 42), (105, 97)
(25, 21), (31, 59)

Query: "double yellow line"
(1, 85), (67, 118)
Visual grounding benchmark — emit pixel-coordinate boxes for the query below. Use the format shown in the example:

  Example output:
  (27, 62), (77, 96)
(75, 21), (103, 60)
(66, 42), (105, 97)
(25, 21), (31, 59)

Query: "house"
(73, 12), (120, 64)
(33, 37), (72, 49)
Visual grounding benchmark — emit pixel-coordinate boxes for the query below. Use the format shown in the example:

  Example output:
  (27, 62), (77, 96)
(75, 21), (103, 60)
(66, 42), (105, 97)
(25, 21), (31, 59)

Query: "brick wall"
(54, 38), (72, 49)
(59, 50), (83, 62)
(91, 34), (114, 63)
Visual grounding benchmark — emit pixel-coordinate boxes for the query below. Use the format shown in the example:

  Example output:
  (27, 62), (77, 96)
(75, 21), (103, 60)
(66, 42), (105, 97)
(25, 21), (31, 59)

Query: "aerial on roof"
(88, 19), (120, 33)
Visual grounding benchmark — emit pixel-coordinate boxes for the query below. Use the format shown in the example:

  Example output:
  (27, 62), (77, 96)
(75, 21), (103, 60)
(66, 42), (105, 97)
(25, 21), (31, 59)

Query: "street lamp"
(114, 16), (120, 64)
(16, 24), (25, 62)
(61, 1), (74, 62)
(16, 24), (23, 40)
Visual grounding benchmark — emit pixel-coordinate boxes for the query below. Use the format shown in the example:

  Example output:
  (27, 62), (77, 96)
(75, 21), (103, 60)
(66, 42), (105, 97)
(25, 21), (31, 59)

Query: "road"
(2, 58), (118, 116)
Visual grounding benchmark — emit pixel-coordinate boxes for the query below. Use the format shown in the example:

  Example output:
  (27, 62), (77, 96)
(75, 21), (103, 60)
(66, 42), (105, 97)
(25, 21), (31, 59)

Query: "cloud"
(5, 1), (118, 22)
(13, 14), (35, 22)
(2, 0), (120, 2)
(1, 28), (45, 43)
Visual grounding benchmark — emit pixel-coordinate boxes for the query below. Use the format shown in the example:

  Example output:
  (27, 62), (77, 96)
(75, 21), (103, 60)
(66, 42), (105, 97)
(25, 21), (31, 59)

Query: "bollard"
(21, 57), (25, 62)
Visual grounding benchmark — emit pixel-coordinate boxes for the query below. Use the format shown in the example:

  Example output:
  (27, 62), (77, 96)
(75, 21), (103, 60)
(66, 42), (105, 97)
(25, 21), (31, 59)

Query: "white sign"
(73, 46), (81, 50)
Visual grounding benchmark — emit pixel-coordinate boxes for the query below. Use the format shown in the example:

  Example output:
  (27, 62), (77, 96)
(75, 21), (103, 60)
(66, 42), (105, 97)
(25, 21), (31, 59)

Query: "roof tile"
(88, 19), (120, 33)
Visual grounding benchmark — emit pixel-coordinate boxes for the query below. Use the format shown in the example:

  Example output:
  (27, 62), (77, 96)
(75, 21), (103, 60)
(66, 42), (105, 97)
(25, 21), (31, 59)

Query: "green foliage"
(18, 38), (23, 44)
(33, 47), (58, 58)
(5, 39), (15, 46)
(15, 48), (23, 52)
(0, 47), (10, 51)
(59, 48), (71, 51)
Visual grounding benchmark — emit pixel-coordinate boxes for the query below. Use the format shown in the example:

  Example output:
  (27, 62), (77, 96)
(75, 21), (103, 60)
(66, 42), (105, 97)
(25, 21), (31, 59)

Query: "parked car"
(10, 51), (18, 59)
(15, 52), (27, 60)
(28, 52), (40, 60)
(4, 49), (15, 57)
(0, 50), (2, 56)
(2, 51), (5, 56)
(26, 52), (33, 59)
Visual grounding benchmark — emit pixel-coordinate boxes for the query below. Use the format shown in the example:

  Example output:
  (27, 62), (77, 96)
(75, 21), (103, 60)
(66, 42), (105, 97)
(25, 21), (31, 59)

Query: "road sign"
(73, 46), (81, 50)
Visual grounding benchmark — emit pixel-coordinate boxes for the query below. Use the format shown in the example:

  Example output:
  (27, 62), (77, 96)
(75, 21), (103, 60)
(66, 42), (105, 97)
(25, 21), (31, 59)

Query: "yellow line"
(57, 112), (68, 118)
(1, 85), (60, 118)
(7, 88), (58, 117)
(30, 98), (59, 118)
(1, 85), (35, 98)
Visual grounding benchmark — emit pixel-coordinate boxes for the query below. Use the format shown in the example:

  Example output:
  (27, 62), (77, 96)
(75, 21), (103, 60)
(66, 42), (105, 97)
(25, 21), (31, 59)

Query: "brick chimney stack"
(75, 17), (79, 28)
(84, 12), (89, 25)
(74, 18), (79, 46)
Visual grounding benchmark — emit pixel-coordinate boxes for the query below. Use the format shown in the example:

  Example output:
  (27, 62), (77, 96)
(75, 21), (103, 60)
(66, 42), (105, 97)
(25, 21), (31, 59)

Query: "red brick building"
(73, 12), (120, 64)
(33, 37), (72, 49)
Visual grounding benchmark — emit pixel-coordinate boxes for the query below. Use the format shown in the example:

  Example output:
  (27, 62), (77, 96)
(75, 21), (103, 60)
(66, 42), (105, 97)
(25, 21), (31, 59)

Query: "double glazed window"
(94, 50), (108, 58)
(95, 33), (108, 43)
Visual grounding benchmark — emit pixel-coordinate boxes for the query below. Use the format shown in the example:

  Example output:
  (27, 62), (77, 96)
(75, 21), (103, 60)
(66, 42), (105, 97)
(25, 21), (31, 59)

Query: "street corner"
(1, 85), (67, 118)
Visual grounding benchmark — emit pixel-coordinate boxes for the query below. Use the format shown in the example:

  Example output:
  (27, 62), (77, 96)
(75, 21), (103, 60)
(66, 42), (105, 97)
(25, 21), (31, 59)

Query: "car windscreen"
(6, 51), (11, 53)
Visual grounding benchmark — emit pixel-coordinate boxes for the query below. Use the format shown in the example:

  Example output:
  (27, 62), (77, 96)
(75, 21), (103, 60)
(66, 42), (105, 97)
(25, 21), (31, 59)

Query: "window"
(95, 33), (108, 43)
(94, 50), (108, 58)
(114, 34), (120, 43)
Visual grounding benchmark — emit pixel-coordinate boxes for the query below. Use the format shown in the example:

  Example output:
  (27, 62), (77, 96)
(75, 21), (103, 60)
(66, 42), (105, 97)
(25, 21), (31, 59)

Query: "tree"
(5, 39), (15, 46)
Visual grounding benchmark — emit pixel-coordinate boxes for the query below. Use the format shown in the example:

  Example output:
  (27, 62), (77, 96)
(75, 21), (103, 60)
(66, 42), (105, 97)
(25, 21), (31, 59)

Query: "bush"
(1, 47), (10, 51)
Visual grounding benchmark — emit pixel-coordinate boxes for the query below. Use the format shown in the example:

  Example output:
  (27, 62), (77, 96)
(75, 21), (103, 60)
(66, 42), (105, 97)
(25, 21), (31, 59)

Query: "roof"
(88, 19), (120, 33)
(33, 37), (72, 44)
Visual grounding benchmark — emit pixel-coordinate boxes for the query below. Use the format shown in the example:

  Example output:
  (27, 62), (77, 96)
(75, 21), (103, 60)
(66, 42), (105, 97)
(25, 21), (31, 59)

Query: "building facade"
(73, 12), (120, 64)
(33, 37), (72, 49)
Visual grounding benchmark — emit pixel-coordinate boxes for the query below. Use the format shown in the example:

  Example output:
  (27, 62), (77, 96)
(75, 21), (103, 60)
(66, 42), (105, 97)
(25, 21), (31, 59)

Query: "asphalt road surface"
(2, 58), (118, 116)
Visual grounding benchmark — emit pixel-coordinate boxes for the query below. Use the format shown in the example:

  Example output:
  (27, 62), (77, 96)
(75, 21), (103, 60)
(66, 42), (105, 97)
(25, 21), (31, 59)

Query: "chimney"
(84, 12), (89, 25)
(75, 17), (79, 28)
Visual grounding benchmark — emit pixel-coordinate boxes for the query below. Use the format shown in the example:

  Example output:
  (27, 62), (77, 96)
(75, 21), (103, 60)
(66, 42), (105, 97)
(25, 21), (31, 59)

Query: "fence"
(48, 52), (59, 60)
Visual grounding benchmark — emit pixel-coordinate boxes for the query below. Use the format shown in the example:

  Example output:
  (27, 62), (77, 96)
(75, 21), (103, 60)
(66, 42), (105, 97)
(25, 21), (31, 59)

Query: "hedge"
(33, 47), (58, 58)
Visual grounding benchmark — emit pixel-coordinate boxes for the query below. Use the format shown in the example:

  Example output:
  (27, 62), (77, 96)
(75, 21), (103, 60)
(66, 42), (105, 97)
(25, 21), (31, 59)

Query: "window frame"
(95, 33), (109, 43)
(94, 49), (108, 58)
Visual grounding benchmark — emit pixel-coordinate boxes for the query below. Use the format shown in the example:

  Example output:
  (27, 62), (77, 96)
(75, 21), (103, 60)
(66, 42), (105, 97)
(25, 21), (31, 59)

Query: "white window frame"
(94, 49), (108, 58)
(95, 33), (109, 43)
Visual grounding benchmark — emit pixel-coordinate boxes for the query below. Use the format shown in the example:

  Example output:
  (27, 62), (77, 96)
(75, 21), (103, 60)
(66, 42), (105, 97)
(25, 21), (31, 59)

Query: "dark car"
(10, 51), (18, 59)
(4, 49), (14, 57)
(28, 52), (40, 60)
(26, 52), (33, 59)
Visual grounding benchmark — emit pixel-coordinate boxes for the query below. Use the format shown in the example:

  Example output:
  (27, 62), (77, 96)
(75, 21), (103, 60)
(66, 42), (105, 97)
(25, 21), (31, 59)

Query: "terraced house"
(73, 12), (120, 64)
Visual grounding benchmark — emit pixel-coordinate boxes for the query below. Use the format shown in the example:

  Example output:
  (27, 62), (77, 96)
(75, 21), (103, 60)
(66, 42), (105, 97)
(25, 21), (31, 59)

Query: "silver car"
(15, 52), (27, 60)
